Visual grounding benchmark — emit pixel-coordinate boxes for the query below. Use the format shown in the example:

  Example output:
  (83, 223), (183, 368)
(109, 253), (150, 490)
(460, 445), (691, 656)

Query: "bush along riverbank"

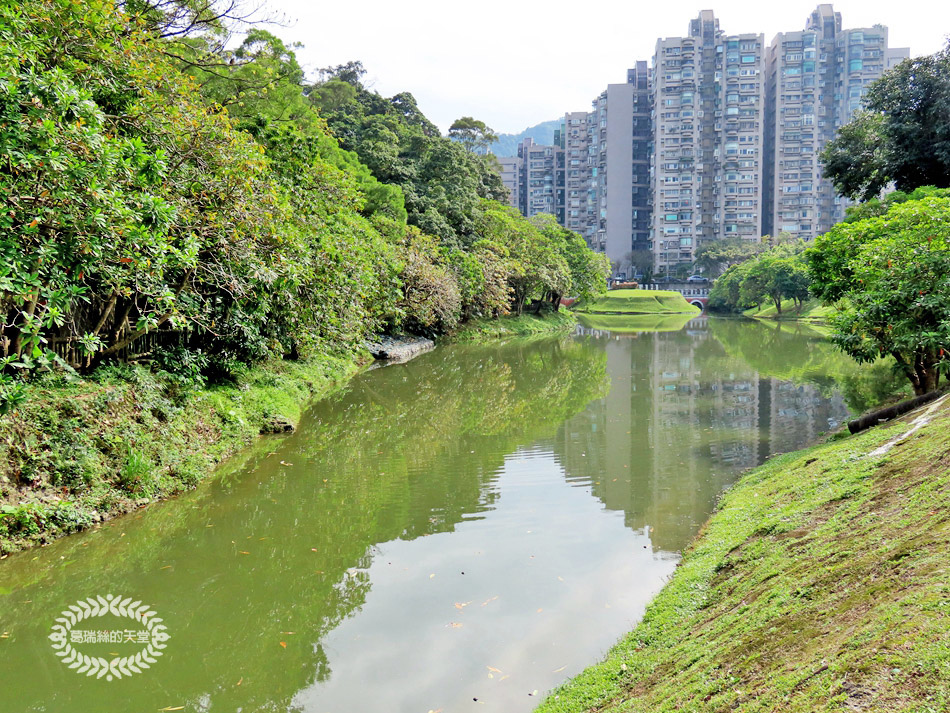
(538, 394), (950, 713)
(0, 352), (363, 555)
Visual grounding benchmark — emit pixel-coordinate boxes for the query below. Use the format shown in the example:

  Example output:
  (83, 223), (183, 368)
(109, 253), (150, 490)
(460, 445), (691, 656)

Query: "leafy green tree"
(708, 244), (810, 314)
(531, 215), (610, 309)
(806, 195), (950, 394)
(739, 254), (810, 315)
(708, 261), (756, 312)
(694, 237), (768, 277)
(821, 43), (950, 201)
(309, 73), (505, 245)
(448, 116), (498, 154)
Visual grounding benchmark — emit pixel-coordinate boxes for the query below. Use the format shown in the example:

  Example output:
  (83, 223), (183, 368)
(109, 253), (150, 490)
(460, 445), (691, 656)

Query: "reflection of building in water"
(556, 320), (852, 553)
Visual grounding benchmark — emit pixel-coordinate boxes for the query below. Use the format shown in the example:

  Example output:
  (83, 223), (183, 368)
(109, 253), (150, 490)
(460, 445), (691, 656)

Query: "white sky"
(267, 0), (950, 134)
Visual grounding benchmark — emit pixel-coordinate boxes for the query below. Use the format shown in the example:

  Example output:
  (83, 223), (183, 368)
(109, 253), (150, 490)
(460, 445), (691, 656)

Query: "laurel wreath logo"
(48, 594), (170, 681)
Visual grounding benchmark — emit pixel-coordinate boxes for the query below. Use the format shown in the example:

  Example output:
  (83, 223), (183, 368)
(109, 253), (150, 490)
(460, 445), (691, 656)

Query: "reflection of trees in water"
(709, 318), (906, 412)
(0, 336), (609, 713)
(557, 321), (854, 552)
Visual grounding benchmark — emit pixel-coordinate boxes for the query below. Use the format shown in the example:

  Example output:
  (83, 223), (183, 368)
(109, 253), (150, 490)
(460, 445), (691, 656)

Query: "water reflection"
(565, 316), (851, 550)
(0, 322), (860, 713)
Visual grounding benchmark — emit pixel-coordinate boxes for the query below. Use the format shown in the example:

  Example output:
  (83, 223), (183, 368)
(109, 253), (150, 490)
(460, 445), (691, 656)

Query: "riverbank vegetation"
(805, 188), (950, 396)
(448, 309), (578, 343)
(538, 394), (950, 713)
(742, 298), (835, 324)
(0, 0), (610, 545)
(0, 353), (361, 554)
(708, 243), (811, 315)
(0, 0), (609, 417)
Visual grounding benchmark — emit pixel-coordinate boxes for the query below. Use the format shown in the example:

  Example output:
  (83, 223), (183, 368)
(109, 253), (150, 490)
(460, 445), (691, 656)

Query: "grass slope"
(0, 353), (363, 554)
(744, 298), (837, 324)
(538, 397), (950, 713)
(575, 289), (701, 315)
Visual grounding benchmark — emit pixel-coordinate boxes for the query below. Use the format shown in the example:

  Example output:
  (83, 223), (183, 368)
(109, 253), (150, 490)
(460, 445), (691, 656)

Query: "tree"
(806, 195), (950, 395)
(821, 43), (950, 201)
(707, 244), (810, 314)
(694, 237), (767, 277)
(739, 254), (810, 315)
(531, 215), (609, 310)
(448, 116), (498, 154)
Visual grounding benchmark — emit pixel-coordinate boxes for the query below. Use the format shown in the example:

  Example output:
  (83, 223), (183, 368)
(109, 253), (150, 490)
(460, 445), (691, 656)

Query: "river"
(0, 316), (871, 713)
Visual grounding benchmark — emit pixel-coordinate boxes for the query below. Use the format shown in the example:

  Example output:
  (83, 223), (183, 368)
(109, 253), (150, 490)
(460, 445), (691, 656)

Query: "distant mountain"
(489, 119), (561, 157)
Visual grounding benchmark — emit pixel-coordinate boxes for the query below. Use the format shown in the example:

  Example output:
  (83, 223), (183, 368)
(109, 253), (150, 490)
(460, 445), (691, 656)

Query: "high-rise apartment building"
(509, 4), (909, 270)
(628, 62), (653, 257)
(651, 11), (766, 277)
(578, 62), (652, 265)
(563, 111), (595, 241)
(764, 5), (909, 239)
(497, 155), (522, 212)
(514, 138), (564, 219)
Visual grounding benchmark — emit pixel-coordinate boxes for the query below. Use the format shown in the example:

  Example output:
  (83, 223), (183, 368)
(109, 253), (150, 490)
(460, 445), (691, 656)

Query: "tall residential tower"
(651, 11), (766, 277)
(764, 5), (909, 239)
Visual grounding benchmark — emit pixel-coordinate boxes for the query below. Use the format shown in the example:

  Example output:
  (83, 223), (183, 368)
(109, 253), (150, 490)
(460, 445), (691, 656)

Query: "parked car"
(686, 275), (708, 283)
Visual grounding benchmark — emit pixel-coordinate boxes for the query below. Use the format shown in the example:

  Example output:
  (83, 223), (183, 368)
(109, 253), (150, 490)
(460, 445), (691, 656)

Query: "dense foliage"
(308, 64), (509, 246)
(821, 43), (950, 201)
(0, 0), (608, 413)
(707, 244), (810, 314)
(694, 239), (761, 279)
(806, 192), (950, 395)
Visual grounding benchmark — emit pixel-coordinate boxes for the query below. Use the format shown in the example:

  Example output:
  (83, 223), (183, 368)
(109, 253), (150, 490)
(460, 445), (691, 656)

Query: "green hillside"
(574, 289), (702, 315)
(489, 119), (562, 157)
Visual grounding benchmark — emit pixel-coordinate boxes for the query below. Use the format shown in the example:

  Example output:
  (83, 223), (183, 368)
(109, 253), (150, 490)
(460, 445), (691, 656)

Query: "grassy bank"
(447, 309), (578, 343)
(538, 395), (950, 712)
(575, 289), (701, 315)
(0, 352), (364, 554)
(744, 297), (837, 324)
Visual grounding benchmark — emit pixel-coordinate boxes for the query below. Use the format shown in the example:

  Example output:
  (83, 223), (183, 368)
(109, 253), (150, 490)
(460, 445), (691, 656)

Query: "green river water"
(0, 317), (870, 713)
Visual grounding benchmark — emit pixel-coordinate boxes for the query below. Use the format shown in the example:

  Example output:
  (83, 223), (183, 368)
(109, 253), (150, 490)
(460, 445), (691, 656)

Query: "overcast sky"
(266, 0), (950, 135)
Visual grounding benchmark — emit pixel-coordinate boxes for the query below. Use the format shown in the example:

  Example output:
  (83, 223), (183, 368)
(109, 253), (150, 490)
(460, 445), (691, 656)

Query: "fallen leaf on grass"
(159, 708), (184, 711)
(238, 551), (250, 555)
(236, 678), (243, 686)
(280, 461), (293, 466)
(279, 641), (287, 648)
